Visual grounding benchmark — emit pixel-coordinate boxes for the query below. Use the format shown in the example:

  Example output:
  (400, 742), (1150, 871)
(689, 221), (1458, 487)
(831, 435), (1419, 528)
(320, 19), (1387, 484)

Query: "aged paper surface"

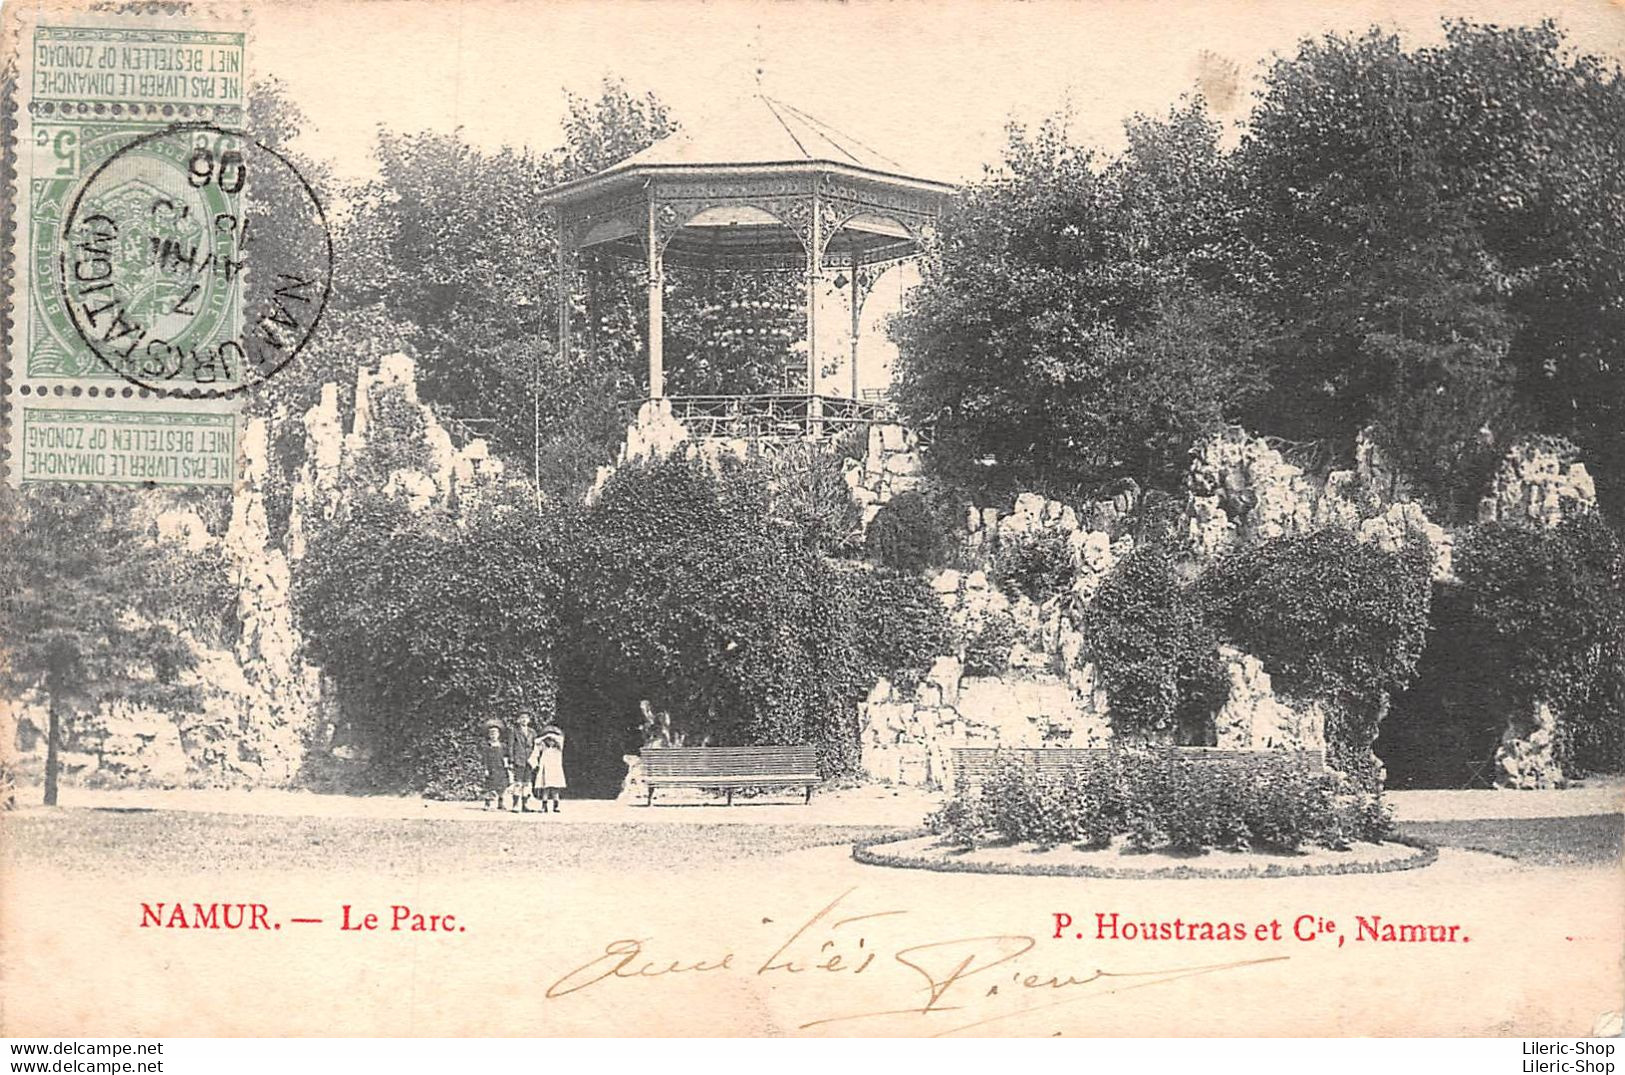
(2, 0), (1623, 1039)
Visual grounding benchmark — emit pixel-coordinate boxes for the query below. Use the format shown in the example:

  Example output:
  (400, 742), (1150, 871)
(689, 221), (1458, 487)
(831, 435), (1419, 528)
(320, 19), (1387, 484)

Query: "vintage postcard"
(1, 0), (1622, 1045)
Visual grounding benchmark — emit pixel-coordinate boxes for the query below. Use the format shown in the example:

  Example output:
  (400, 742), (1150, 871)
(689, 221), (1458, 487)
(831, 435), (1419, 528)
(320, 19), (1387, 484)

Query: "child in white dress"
(530, 726), (567, 813)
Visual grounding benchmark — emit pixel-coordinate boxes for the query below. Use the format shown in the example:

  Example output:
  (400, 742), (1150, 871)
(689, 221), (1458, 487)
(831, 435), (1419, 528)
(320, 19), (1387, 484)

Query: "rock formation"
(220, 417), (325, 783)
(5, 354), (510, 788)
(1495, 701), (1564, 790)
(845, 424), (928, 528)
(1184, 426), (1453, 580)
(1211, 645), (1327, 753)
(1483, 436), (1597, 529)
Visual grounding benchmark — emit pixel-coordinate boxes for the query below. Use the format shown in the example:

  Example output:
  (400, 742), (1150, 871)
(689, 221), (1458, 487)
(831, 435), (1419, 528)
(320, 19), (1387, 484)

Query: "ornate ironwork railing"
(623, 393), (900, 440)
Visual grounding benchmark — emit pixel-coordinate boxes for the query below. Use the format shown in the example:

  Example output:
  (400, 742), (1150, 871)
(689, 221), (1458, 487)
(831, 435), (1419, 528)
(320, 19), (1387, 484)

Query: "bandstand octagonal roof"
(539, 94), (955, 270)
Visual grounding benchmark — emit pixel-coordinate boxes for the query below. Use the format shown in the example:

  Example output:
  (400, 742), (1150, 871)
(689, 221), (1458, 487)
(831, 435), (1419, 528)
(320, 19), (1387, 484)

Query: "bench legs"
(641, 784), (816, 805)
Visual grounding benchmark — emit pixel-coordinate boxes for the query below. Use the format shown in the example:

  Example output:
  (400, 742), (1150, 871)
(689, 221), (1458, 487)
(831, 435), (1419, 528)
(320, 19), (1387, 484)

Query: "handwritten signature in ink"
(545, 888), (1288, 1034)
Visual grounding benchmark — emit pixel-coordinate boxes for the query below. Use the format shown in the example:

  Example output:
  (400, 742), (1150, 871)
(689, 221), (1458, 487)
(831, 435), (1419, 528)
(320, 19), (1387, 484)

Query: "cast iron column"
(849, 254), (862, 399)
(646, 193), (665, 399)
(805, 182), (822, 397)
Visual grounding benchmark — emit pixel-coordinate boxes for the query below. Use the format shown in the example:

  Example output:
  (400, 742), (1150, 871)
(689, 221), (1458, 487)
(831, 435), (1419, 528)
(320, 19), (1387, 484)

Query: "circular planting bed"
(854, 831), (1437, 879)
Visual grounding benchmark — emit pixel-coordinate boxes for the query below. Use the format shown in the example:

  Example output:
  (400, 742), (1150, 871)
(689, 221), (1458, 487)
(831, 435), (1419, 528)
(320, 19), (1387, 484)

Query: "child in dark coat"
(480, 723), (511, 811)
(507, 714), (537, 812)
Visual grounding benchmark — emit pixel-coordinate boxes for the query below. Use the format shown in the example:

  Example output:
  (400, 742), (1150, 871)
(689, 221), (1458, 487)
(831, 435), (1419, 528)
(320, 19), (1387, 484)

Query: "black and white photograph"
(0, 0), (1621, 1056)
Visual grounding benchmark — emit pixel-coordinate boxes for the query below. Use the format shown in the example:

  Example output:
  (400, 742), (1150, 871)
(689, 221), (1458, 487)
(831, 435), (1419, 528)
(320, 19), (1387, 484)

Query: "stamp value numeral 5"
(33, 127), (79, 178)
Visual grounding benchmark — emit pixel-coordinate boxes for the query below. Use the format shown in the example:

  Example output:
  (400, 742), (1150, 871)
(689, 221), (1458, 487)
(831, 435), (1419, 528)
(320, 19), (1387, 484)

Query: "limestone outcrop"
(1184, 427), (1454, 580)
(1494, 701), (1565, 790)
(1483, 436), (1597, 529)
(859, 664), (1113, 791)
(5, 353), (510, 788)
(1212, 645), (1327, 753)
(846, 423), (928, 528)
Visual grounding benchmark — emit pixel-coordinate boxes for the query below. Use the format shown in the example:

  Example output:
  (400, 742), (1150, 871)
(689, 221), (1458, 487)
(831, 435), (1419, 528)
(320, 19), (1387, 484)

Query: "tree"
(891, 109), (1265, 501)
(242, 79), (346, 421)
(1235, 21), (1625, 520)
(337, 128), (557, 451)
(893, 23), (1624, 522)
(0, 487), (217, 804)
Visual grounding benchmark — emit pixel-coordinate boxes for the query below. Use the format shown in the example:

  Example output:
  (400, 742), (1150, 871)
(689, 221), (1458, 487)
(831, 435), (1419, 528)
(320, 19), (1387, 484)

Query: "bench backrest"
(642, 745), (819, 779)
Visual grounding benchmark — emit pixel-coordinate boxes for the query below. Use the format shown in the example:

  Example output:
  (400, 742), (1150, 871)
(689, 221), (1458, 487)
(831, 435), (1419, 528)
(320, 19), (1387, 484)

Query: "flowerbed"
(854, 831), (1437, 879)
(927, 749), (1391, 855)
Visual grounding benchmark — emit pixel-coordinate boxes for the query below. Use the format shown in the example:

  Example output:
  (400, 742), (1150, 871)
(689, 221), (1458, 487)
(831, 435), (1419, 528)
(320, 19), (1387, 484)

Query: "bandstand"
(538, 94), (954, 438)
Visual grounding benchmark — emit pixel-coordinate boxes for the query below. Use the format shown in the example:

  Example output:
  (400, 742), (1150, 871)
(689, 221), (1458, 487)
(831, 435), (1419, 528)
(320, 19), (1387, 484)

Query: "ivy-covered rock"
(561, 456), (951, 779)
(294, 492), (561, 797)
(1452, 514), (1625, 778)
(1200, 529), (1432, 784)
(1082, 545), (1224, 743)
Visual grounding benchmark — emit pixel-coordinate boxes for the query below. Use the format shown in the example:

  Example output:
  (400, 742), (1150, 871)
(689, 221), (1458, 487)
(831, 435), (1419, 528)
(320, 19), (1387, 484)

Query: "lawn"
(2, 809), (898, 875)
(4, 806), (1617, 875)
(1399, 813), (1623, 867)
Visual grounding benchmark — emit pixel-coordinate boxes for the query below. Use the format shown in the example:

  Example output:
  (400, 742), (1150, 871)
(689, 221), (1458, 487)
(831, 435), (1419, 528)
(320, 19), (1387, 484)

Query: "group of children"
(481, 713), (566, 812)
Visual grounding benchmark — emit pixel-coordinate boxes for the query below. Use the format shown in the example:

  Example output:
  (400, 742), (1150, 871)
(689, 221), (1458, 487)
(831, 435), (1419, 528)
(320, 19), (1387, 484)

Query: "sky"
(252, 0), (1625, 184)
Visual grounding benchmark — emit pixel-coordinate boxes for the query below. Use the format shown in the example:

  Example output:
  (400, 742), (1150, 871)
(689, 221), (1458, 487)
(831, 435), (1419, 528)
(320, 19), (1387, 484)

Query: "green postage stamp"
(7, 14), (246, 487)
(8, 12), (330, 487)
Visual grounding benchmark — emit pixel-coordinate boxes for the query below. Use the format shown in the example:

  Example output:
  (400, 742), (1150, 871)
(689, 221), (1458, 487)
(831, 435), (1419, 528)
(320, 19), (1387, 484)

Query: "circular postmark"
(58, 122), (333, 398)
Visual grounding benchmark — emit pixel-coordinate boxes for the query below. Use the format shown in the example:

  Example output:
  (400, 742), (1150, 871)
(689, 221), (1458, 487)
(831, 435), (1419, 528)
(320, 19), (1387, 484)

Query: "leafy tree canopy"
(891, 106), (1266, 502)
(1236, 20), (1625, 519)
(893, 21), (1625, 523)
(0, 486), (227, 803)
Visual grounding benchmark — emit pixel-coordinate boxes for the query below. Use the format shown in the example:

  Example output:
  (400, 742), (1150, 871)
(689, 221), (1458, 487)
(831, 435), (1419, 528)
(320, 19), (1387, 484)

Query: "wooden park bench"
(640, 745), (819, 806)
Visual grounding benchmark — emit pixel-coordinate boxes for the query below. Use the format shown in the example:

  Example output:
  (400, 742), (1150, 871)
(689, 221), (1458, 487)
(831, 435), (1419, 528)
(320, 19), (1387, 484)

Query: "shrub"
(924, 794), (982, 849)
(850, 568), (955, 687)
(1451, 515), (1625, 777)
(931, 756), (1119, 850)
(747, 442), (863, 554)
(979, 761), (1085, 849)
(926, 750), (1389, 855)
(964, 609), (1017, 676)
(994, 527), (1076, 601)
(1201, 530), (1431, 782)
(866, 490), (953, 572)
(1083, 546), (1224, 742)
